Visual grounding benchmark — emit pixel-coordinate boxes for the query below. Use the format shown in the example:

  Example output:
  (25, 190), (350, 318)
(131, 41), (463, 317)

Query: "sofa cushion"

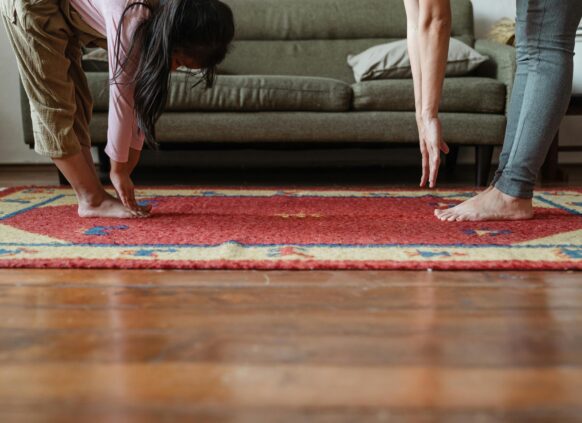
(217, 0), (475, 82)
(88, 111), (507, 146)
(81, 0), (476, 84)
(219, 37), (474, 84)
(224, 0), (473, 42)
(87, 73), (353, 112)
(352, 78), (506, 114)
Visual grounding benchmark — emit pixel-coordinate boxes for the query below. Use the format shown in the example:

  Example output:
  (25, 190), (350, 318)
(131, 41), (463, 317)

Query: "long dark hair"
(112, 0), (235, 149)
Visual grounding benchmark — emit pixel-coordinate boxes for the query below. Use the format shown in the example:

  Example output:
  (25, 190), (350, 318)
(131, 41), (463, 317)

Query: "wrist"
(110, 162), (129, 176)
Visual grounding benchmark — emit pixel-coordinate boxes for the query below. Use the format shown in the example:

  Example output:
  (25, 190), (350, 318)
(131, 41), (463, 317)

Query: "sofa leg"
(96, 146), (110, 183)
(475, 145), (494, 187)
(97, 146), (110, 173)
(445, 144), (460, 176)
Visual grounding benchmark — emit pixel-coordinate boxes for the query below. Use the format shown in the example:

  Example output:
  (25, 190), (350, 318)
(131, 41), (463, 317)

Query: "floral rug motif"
(0, 187), (581, 270)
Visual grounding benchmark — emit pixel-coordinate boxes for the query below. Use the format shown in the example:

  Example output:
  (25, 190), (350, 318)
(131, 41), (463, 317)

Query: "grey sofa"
(20, 0), (516, 185)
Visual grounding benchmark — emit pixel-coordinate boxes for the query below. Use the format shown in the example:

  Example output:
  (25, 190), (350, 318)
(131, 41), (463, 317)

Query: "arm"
(104, 2), (149, 211)
(404, 0), (451, 188)
(403, 0), (427, 185)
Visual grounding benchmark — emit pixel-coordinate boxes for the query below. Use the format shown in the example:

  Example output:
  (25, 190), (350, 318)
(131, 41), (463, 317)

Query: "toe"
(456, 214), (471, 222)
(120, 209), (137, 219)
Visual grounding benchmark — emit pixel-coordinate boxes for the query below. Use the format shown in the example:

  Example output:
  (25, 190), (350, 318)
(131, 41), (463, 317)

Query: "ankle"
(77, 189), (107, 208)
(492, 187), (531, 203)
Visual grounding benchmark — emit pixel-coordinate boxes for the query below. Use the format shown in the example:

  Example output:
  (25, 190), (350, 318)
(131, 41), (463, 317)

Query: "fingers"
(126, 192), (151, 218)
(115, 186), (150, 218)
(440, 140), (450, 155)
(429, 143), (441, 189)
(419, 140), (429, 187)
(126, 189), (139, 211)
(116, 186), (136, 210)
(137, 203), (153, 216)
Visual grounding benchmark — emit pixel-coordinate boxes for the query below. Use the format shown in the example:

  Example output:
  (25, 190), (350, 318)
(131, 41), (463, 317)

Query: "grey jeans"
(492, 0), (582, 199)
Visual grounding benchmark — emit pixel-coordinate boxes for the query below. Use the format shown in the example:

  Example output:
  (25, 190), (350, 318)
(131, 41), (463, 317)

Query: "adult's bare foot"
(434, 187), (533, 222)
(78, 193), (150, 218)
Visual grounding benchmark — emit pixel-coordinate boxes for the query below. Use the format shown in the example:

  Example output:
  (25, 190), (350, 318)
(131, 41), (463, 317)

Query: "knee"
(516, 45), (529, 65)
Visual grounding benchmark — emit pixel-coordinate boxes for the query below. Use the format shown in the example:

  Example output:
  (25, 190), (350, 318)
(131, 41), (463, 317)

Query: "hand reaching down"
(110, 148), (151, 217)
(418, 116), (449, 188)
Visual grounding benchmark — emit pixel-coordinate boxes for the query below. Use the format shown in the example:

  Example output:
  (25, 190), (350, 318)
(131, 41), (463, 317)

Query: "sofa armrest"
(474, 39), (516, 114)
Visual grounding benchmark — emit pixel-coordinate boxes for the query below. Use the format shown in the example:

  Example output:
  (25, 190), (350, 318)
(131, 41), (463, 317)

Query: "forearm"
(418, 1), (451, 119)
(408, 30), (424, 118)
(404, 0), (423, 118)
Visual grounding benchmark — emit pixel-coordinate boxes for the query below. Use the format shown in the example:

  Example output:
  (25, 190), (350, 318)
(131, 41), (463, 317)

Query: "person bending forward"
(0, 0), (234, 218)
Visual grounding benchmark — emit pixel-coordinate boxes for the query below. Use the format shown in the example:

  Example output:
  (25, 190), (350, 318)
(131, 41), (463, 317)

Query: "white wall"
(0, 0), (580, 164)
(0, 24), (49, 164)
(472, 0), (516, 38)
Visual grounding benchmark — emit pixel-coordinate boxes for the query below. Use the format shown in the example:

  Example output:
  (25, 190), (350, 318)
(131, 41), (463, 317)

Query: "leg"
(52, 151), (137, 218)
(475, 145), (494, 187)
(436, 0), (582, 221)
(434, 0), (530, 221)
(490, 0), (531, 186)
(59, 34), (148, 217)
(494, 0), (582, 198)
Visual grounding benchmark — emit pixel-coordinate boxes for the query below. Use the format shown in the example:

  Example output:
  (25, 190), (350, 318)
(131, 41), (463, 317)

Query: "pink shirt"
(70, 0), (151, 163)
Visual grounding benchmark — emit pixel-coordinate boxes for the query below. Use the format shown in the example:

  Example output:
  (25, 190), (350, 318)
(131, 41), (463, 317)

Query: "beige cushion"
(87, 73), (353, 112)
(352, 77), (506, 114)
(347, 38), (488, 82)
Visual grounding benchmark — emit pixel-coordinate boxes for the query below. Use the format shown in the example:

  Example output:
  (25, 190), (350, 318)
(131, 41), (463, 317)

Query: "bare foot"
(78, 193), (150, 218)
(434, 187), (533, 222)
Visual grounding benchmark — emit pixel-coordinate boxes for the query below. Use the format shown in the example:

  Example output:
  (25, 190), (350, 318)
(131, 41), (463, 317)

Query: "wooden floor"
(0, 270), (581, 422)
(0, 165), (581, 422)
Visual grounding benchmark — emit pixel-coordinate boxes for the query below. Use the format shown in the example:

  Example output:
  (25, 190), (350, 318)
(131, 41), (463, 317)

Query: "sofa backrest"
(219, 0), (475, 83)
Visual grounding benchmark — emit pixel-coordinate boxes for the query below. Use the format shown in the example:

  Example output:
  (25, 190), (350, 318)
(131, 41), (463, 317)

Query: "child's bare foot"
(78, 193), (150, 218)
(53, 151), (151, 219)
(434, 187), (533, 222)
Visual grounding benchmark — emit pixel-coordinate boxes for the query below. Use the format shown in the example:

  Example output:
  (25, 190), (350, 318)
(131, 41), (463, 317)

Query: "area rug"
(0, 187), (581, 270)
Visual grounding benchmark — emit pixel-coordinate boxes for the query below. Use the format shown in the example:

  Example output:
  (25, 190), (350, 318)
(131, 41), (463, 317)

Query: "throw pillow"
(347, 38), (488, 82)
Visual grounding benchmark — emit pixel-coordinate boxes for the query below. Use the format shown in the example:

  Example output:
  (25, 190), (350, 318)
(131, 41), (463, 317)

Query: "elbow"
(419, 13), (452, 34)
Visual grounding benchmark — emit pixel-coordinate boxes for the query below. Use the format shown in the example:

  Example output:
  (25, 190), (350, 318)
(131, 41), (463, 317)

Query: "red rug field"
(0, 187), (581, 270)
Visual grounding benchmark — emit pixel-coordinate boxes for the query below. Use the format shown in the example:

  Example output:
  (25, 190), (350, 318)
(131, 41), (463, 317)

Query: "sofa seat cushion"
(88, 111), (506, 146)
(87, 73), (353, 112)
(352, 77), (506, 114)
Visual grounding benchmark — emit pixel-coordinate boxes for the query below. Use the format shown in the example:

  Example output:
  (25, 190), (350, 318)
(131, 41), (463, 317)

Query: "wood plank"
(0, 284), (581, 310)
(0, 269), (581, 287)
(2, 406), (581, 423)
(0, 306), (579, 329)
(0, 363), (581, 409)
(1, 322), (581, 367)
